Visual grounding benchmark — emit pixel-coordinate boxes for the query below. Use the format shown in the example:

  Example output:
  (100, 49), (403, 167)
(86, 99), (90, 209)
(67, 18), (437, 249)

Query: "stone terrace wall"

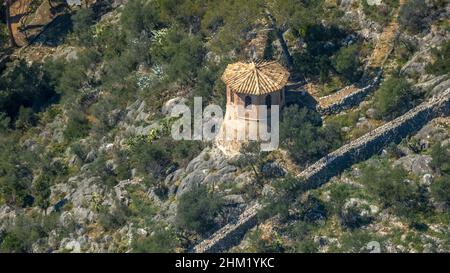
(193, 88), (450, 253)
(318, 73), (382, 115)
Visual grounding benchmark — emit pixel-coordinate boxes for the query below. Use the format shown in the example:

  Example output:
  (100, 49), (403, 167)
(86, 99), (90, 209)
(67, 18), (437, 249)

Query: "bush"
(33, 172), (52, 211)
(333, 44), (361, 83)
(360, 159), (428, 217)
(171, 140), (204, 167)
(0, 138), (39, 207)
(0, 112), (10, 132)
(288, 221), (318, 253)
(0, 60), (56, 121)
(132, 227), (179, 253)
(299, 196), (328, 223)
(152, 28), (205, 84)
(44, 49), (100, 99)
(362, 0), (399, 26)
(176, 184), (224, 235)
(71, 8), (95, 44)
(0, 213), (57, 253)
(280, 105), (343, 166)
(129, 138), (171, 178)
(98, 203), (131, 231)
(120, 0), (162, 38)
(399, 0), (429, 34)
(246, 229), (284, 253)
(426, 41), (450, 76)
(337, 230), (383, 253)
(14, 107), (38, 130)
(373, 75), (415, 120)
(339, 202), (373, 230)
(430, 142), (450, 175)
(63, 110), (91, 141)
(193, 63), (226, 105)
(430, 175), (450, 206)
(0, 23), (8, 50)
(292, 25), (349, 82)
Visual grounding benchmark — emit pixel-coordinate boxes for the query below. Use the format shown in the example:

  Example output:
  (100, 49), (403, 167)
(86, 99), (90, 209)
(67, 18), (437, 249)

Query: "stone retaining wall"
(193, 87), (450, 253)
(318, 73), (381, 115)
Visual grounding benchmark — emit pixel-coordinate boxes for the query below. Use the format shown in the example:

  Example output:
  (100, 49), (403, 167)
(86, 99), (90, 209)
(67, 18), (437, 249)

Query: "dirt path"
(315, 0), (406, 109)
(367, 0), (406, 68)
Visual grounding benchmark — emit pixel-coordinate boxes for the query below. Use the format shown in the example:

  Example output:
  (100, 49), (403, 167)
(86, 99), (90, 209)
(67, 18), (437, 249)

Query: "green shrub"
(98, 203), (131, 231)
(287, 221), (318, 253)
(333, 44), (361, 83)
(299, 196), (328, 223)
(292, 25), (350, 82)
(193, 62), (226, 105)
(0, 213), (58, 253)
(430, 175), (450, 206)
(280, 105), (343, 166)
(14, 107), (38, 130)
(152, 28), (205, 84)
(246, 229), (284, 253)
(64, 110), (91, 141)
(328, 183), (358, 213)
(176, 184), (224, 235)
(362, 0), (399, 26)
(71, 7), (95, 44)
(44, 49), (100, 99)
(0, 139), (38, 207)
(430, 142), (450, 175)
(132, 227), (179, 253)
(399, 0), (429, 34)
(337, 230), (383, 253)
(171, 140), (204, 167)
(373, 75), (415, 120)
(360, 159), (429, 217)
(129, 138), (170, 178)
(120, 0), (162, 38)
(0, 112), (10, 132)
(426, 41), (450, 76)
(339, 202), (374, 230)
(0, 23), (8, 50)
(0, 60), (56, 121)
(33, 172), (52, 211)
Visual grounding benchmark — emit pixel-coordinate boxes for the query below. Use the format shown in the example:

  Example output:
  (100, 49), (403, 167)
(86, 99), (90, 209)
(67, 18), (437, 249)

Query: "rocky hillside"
(0, 0), (448, 253)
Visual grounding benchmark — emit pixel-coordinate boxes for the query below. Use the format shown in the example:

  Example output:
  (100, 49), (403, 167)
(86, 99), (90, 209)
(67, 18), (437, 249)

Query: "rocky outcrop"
(193, 86), (450, 253)
(400, 26), (449, 83)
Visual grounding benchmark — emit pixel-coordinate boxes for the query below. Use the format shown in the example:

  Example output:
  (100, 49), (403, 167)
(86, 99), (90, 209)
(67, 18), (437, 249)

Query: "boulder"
(261, 162), (286, 178)
(394, 154), (433, 176)
(365, 108), (378, 119)
(340, 198), (378, 229)
(162, 97), (187, 116)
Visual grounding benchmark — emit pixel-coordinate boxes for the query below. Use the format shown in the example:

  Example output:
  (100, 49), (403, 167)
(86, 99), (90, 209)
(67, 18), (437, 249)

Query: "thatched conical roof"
(222, 60), (290, 95)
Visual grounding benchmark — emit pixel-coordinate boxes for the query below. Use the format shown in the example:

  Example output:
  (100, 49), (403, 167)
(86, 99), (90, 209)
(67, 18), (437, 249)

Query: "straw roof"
(222, 60), (290, 95)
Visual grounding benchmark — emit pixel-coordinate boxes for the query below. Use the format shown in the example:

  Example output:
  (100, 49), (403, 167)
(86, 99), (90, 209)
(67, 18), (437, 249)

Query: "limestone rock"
(394, 154), (433, 176)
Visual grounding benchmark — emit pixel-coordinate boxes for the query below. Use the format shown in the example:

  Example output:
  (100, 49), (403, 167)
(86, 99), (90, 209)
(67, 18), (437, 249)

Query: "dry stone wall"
(193, 87), (450, 253)
(318, 74), (382, 115)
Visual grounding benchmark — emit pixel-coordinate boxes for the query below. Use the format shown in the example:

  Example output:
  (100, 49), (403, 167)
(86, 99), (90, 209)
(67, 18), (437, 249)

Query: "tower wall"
(217, 86), (285, 154)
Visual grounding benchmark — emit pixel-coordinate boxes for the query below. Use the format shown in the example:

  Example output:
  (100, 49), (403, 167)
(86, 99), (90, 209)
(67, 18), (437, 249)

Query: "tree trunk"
(5, 0), (18, 47)
(265, 11), (294, 70)
(275, 27), (294, 69)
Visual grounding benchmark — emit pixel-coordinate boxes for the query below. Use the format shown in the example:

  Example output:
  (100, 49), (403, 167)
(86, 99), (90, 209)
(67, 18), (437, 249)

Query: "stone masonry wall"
(193, 87), (450, 253)
(318, 73), (382, 115)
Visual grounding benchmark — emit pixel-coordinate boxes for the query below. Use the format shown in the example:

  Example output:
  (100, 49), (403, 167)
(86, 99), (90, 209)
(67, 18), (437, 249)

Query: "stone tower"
(216, 60), (290, 154)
